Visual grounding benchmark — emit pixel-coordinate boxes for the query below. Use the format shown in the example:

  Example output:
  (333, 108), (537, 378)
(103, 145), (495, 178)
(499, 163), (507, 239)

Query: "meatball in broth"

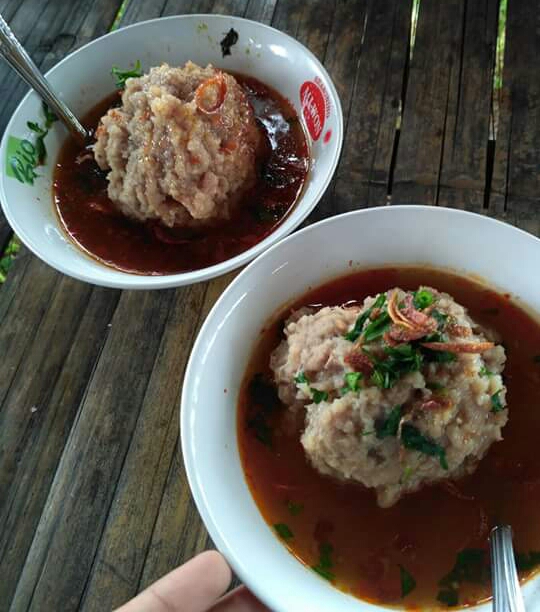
(94, 61), (261, 227)
(270, 287), (508, 507)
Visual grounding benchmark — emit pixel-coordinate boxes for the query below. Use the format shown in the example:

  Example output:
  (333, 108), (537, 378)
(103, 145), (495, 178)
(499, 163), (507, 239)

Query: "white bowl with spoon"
(0, 14), (343, 289)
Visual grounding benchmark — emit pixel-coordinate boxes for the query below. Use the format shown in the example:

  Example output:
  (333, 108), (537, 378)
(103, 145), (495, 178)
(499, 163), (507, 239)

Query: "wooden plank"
(0, 258), (60, 412)
(9, 290), (176, 612)
(437, 0), (498, 211)
(329, 0), (412, 214)
(78, 284), (207, 612)
(0, 285), (119, 608)
(490, 0), (540, 220)
(137, 273), (236, 590)
(244, 0), (278, 22)
(0, 275), (92, 505)
(392, 0), (465, 205)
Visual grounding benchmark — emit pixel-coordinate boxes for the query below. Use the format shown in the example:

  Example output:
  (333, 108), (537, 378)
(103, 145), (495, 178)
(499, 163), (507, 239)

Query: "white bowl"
(181, 206), (540, 612)
(0, 15), (343, 289)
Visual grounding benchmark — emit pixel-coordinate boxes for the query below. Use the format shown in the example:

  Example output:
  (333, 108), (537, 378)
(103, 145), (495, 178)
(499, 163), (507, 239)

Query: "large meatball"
(270, 287), (508, 507)
(93, 62), (261, 227)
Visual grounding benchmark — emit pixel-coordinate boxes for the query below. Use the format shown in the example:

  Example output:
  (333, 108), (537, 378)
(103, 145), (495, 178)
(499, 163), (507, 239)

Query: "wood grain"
(490, 0), (540, 228)
(0, 285), (119, 607)
(393, 0), (465, 204)
(437, 0), (498, 211)
(1, 1), (540, 610)
(331, 0), (412, 213)
(9, 290), (176, 612)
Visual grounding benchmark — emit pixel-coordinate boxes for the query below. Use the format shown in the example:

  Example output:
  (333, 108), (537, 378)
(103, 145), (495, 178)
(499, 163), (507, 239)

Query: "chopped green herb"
(368, 344), (423, 389)
(42, 101), (57, 127)
(437, 588), (459, 607)
(311, 389), (328, 404)
(294, 373), (328, 403)
(422, 346), (457, 363)
(515, 551), (540, 572)
(294, 371), (308, 385)
(274, 523), (294, 540)
(361, 430), (375, 437)
(437, 549), (489, 606)
(491, 390), (504, 413)
(345, 294), (385, 342)
(533, 355), (540, 364)
(399, 564), (416, 597)
(247, 412), (272, 447)
(431, 309), (449, 331)
(249, 373), (279, 413)
(439, 549), (488, 588)
(312, 543), (335, 581)
(362, 311), (391, 343)
(479, 366), (494, 377)
(287, 501), (304, 516)
(401, 466), (414, 483)
(111, 60), (143, 88)
(401, 424), (448, 469)
(413, 289), (434, 310)
(376, 405), (402, 439)
(340, 372), (362, 395)
(426, 381), (445, 391)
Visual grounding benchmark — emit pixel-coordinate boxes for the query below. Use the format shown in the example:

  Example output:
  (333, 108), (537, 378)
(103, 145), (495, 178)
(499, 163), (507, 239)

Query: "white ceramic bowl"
(182, 206), (540, 612)
(0, 15), (342, 289)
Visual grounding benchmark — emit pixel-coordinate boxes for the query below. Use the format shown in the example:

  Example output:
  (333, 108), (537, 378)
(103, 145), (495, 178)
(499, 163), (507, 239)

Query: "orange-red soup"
(238, 267), (540, 609)
(53, 75), (308, 275)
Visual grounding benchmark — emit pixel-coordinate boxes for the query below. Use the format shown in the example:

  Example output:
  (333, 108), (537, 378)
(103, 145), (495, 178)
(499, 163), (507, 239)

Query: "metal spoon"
(490, 525), (526, 612)
(0, 13), (89, 144)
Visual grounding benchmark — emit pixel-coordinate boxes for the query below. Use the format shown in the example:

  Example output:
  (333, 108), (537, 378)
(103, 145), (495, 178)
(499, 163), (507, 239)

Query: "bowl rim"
(0, 13), (344, 290)
(180, 205), (540, 611)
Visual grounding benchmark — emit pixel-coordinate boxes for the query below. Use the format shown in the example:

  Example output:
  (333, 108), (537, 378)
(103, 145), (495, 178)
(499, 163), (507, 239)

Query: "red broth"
(53, 74), (308, 275)
(238, 267), (540, 609)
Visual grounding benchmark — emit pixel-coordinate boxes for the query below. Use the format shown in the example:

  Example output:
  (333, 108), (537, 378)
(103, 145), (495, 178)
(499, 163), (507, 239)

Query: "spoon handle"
(490, 525), (526, 612)
(0, 13), (88, 143)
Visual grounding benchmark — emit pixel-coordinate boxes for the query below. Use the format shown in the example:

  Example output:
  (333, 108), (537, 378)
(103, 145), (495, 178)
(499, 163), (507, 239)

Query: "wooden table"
(0, 0), (538, 609)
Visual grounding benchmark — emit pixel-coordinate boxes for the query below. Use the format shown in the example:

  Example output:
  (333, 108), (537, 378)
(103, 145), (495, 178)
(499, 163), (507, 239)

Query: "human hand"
(114, 551), (269, 612)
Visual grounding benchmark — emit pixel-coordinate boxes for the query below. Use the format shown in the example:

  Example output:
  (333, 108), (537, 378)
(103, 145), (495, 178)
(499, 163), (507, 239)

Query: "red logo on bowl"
(300, 80), (326, 141)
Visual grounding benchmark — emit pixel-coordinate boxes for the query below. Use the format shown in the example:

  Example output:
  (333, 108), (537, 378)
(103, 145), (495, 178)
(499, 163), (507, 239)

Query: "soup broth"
(238, 267), (540, 608)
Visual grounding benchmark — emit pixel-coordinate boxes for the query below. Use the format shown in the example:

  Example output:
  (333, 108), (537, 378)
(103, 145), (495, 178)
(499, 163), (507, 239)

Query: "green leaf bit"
(311, 543), (335, 581)
(515, 551), (540, 572)
(311, 389), (328, 404)
(401, 424), (448, 469)
(287, 501), (304, 516)
(274, 523), (294, 540)
(344, 293), (385, 342)
(247, 373), (279, 447)
(362, 310), (391, 343)
(340, 372), (362, 395)
(479, 366), (494, 377)
(491, 390), (504, 413)
(367, 344), (423, 390)
(376, 405), (403, 439)
(294, 371), (308, 385)
(294, 372), (328, 404)
(431, 309), (449, 331)
(413, 289), (434, 310)
(437, 549), (489, 607)
(111, 59), (143, 88)
(399, 564), (417, 597)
